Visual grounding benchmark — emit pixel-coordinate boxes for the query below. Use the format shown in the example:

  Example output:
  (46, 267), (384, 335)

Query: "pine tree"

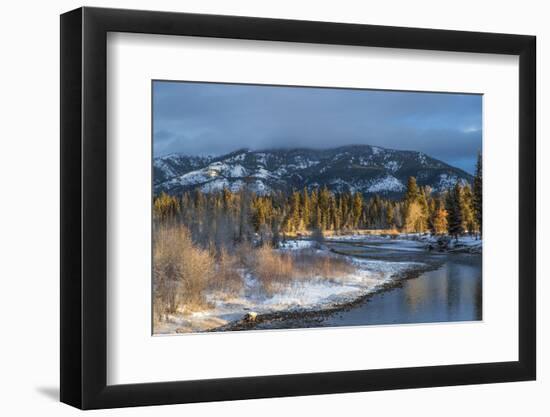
(342, 193), (352, 229)
(352, 192), (363, 229)
(460, 184), (476, 235)
(386, 201), (394, 229)
(290, 190), (301, 232)
(251, 197), (267, 232)
(405, 177), (419, 205)
(310, 189), (320, 230)
(328, 195), (338, 231)
(404, 201), (423, 233)
(333, 197), (342, 231)
(302, 187), (310, 229)
(433, 207), (448, 235)
(428, 198), (436, 234)
(404, 177), (427, 233)
(433, 197), (448, 235)
(473, 151), (482, 237)
(445, 184), (463, 240)
(315, 205), (322, 230)
(417, 188), (429, 232)
(319, 186), (331, 231)
(237, 190), (252, 242)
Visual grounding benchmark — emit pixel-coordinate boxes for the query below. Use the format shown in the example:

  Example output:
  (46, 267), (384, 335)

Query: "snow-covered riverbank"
(326, 233), (482, 254)
(154, 239), (426, 334)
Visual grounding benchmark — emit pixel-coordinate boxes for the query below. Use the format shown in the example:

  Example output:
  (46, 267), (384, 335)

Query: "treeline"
(154, 152), (482, 246)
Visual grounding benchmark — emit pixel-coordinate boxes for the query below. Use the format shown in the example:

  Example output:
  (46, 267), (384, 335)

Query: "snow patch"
(253, 167), (276, 179)
(437, 173), (466, 190)
(383, 160), (401, 173)
(228, 164), (247, 177)
(254, 152), (268, 166)
(200, 179), (230, 193)
(417, 152), (427, 165)
(367, 175), (405, 192)
(248, 179), (271, 195)
(278, 239), (314, 251)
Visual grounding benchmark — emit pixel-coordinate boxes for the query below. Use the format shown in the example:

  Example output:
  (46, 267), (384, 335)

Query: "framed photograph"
(60, 7), (536, 409)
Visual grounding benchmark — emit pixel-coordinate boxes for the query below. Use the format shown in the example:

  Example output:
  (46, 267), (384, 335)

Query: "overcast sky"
(153, 81), (482, 174)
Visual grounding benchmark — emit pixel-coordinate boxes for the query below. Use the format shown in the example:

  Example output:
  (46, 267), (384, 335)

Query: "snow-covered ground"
(399, 233), (483, 253)
(326, 233), (430, 252)
(327, 233), (482, 253)
(278, 239), (315, 250)
(155, 240), (425, 334)
(367, 174), (405, 192)
(325, 234), (378, 241)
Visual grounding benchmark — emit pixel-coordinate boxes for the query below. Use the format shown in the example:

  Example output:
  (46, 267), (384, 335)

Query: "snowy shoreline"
(154, 237), (429, 334)
(325, 232), (483, 254)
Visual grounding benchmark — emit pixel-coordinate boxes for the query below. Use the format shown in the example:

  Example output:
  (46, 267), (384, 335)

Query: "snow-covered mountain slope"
(153, 145), (472, 197)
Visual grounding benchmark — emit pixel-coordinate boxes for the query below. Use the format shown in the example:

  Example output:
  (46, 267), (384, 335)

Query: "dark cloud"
(153, 81), (482, 174)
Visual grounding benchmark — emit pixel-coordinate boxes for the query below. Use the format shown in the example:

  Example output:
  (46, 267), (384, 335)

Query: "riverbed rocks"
(244, 311), (258, 322)
(424, 235), (482, 254)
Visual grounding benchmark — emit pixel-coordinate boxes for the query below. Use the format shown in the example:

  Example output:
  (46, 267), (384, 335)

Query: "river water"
(321, 238), (482, 327)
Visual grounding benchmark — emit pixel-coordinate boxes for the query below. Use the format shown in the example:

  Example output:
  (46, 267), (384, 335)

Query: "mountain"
(153, 145), (472, 198)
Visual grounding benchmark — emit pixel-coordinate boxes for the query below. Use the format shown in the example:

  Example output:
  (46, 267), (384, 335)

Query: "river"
(235, 236), (482, 330)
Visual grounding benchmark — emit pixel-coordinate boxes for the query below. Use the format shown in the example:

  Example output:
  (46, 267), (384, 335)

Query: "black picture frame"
(60, 6), (536, 410)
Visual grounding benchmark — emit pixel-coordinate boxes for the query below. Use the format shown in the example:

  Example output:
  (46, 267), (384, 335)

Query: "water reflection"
(323, 251), (482, 327)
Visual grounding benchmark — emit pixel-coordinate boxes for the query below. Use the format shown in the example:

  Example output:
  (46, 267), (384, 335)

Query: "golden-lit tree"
(433, 207), (448, 235)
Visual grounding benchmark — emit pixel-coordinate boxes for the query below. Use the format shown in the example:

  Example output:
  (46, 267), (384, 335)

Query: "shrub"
(211, 247), (244, 297)
(292, 249), (355, 279)
(252, 245), (295, 294)
(250, 246), (356, 295)
(153, 224), (214, 322)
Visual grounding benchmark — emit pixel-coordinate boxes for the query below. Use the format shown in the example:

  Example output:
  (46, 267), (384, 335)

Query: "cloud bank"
(153, 81), (482, 174)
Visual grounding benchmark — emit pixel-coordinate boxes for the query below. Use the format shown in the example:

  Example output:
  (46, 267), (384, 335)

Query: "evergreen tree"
(290, 190), (301, 231)
(237, 190), (253, 242)
(319, 186), (331, 231)
(386, 201), (394, 229)
(405, 177), (419, 205)
(428, 198), (437, 234)
(314, 205), (322, 230)
(433, 197), (448, 235)
(404, 201), (423, 233)
(352, 192), (363, 228)
(473, 151), (482, 237)
(460, 184), (476, 235)
(404, 177), (428, 233)
(329, 195), (338, 231)
(251, 197), (267, 232)
(417, 188), (429, 232)
(302, 187), (311, 229)
(445, 184), (463, 240)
